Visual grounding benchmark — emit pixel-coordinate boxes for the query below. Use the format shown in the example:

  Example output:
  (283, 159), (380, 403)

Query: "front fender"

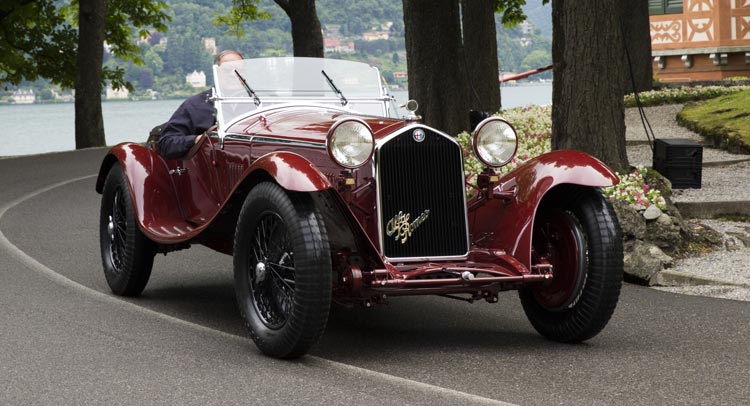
(247, 151), (332, 192)
(96, 143), (190, 244)
(471, 150), (619, 268)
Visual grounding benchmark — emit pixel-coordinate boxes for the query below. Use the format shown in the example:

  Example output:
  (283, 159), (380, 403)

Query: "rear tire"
(520, 187), (623, 343)
(233, 182), (332, 358)
(99, 164), (155, 296)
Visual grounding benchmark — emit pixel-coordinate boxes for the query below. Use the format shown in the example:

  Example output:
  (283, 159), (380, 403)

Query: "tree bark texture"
(461, 0), (501, 113)
(551, 0), (629, 173)
(275, 0), (323, 57)
(403, 0), (470, 136)
(75, 0), (107, 149)
(622, 0), (653, 94)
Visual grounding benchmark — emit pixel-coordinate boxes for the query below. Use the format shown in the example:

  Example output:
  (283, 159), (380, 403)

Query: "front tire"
(520, 187), (623, 343)
(233, 182), (332, 359)
(99, 164), (155, 296)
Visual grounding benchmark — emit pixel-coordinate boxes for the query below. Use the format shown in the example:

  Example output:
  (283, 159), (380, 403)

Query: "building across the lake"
(185, 70), (207, 88)
(106, 86), (130, 100)
(11, 89), (36, 104)
(650, 0), (750, 82)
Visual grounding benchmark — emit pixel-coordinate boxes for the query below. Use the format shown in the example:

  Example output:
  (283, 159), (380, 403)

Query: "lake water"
(0, 84), (551, 158)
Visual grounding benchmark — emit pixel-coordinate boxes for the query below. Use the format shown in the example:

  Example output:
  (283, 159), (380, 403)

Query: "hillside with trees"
(4, 0), (551, 101)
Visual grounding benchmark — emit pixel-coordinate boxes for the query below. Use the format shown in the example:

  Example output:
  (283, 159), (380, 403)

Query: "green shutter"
(649, 0), (683, 15)
(649, 0), (665, 15)
(665, 0), (683, 14)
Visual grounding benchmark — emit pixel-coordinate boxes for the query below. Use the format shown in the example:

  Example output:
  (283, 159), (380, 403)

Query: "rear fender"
(96, 143), (189, 244)
(247, 151), (332, 192)
(471, 150), (619, 268)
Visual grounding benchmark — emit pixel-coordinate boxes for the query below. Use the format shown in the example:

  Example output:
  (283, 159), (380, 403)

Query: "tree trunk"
(551, 0), (629, 174)
(275, 0), (323, 57)
(461, 0), (501, 114)
(403, 0), (470, 136)
(622, 0), (653, 94)
(75, 0), (107, 149)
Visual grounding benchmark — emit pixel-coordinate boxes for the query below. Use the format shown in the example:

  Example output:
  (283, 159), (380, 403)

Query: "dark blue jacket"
(158, 89), (215, 160)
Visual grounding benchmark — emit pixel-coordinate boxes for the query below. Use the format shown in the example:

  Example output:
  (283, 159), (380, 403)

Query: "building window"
(649, 0), (683, 15)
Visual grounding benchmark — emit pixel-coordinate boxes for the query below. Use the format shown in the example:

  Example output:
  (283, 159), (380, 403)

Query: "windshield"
(213, 57), (394, 129)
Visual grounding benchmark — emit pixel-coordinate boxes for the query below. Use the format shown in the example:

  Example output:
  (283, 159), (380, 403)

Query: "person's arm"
(157, 104), (200, 160)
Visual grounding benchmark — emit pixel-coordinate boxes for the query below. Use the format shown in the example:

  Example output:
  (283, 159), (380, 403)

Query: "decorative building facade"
(650, 0), (750, 81)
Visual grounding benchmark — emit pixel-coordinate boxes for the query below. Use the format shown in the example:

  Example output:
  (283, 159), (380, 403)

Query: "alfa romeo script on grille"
(385, 210), (430, 244)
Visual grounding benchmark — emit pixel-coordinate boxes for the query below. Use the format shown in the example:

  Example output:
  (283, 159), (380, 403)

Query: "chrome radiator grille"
(377, 127), (469, 260)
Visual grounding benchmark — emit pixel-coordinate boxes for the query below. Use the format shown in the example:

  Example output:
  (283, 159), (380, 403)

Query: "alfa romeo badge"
(413, 129), (425, 142)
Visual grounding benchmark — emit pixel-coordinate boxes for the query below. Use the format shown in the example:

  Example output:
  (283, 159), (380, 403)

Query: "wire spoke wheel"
(249, 212), (296, 329)
(107, 189), (128, 274)
(99, 165), (155, 296)
(234, 182), (332, 359)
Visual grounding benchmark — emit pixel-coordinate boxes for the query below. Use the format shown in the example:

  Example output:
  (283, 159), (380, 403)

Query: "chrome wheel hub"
(255, 262), (267, 283)
(108, 215), (115, 242)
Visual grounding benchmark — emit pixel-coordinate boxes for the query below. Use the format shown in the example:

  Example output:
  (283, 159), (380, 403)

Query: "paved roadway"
(1, 149), (749, 406)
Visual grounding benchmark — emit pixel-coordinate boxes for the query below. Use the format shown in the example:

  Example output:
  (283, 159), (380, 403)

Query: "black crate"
(652, 138), (702, 189)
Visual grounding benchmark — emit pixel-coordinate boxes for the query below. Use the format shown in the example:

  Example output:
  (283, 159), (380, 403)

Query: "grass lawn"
(677, 89), (750, 153)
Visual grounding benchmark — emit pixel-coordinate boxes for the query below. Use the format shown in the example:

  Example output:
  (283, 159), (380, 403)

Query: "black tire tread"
(99, 164), (155, 296)
(233, 182), (332, 359)
(520, 187), (623, 343)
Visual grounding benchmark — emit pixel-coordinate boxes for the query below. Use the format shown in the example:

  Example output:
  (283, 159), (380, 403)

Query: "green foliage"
(625, 86), (749, 107)
(0, 0), (169, 91)
(520, 49), (551, 72)
(496, 21), (552, 76)
(6, 0), (553, 97)
(496, 0), (550, 27)
(0, 0), (78, 87)
(214, 0), (270, 37)
(104, 0), (170, 90)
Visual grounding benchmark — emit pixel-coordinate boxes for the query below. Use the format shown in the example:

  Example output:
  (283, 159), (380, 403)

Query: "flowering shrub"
(624, 86), (748, 107)
(458, 105), (667, 209)
(602, 166), (667, 210)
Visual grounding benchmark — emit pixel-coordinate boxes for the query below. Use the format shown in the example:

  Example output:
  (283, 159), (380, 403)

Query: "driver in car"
(157, 50), (244, 160)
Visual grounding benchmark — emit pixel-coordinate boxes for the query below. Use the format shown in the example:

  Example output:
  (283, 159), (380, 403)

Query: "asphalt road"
(1, 149), (749, 405)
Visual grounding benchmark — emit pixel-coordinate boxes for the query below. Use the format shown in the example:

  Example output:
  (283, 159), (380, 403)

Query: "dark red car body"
(96, 57), (623, 358)
(97, 106), (617, 300)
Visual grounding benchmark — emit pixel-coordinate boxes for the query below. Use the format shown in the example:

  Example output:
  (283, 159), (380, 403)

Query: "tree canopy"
(0, 0), (169, 91)
(0, 0), (78, 88)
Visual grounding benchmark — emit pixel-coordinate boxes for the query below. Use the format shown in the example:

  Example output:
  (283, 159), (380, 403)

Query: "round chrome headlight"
(472, 117), (518, 167)
(327, 119), (374, 169)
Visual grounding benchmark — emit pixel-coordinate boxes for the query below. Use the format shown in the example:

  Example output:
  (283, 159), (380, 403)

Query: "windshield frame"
(211, 57), (396, 140)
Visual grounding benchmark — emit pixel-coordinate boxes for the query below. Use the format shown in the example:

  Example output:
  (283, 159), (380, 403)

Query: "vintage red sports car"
(96, 57), (623, 358)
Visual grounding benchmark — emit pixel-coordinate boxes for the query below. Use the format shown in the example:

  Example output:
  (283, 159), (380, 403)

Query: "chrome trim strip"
(373, 124), (471, 263)
(223, 133), (326, 149)
(220, 102), (392, 135)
